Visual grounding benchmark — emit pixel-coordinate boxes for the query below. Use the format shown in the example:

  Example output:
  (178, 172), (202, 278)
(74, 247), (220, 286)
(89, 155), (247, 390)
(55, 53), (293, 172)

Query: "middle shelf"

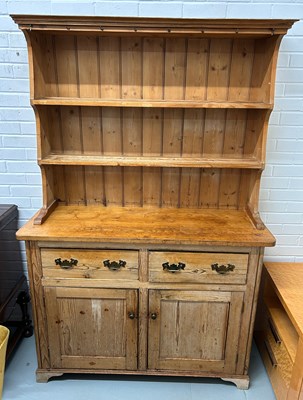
(32, 97), (273, 109)
(37, 106), (268, 166)
(39, 154), (263, 169)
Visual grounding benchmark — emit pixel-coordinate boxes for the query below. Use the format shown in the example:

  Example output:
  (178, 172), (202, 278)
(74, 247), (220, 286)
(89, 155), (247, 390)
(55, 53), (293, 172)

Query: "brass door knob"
(150, 313), (157, 320)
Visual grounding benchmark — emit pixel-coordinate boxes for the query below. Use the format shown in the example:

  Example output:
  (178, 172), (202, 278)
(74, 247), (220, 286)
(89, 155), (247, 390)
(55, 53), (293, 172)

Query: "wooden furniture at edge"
(255, 263), (303, 400)
(11, 15), (296, 388)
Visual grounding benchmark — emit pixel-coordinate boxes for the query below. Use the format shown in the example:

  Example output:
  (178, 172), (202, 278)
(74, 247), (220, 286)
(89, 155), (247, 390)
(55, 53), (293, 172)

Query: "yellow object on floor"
(0, 326), (9, 400)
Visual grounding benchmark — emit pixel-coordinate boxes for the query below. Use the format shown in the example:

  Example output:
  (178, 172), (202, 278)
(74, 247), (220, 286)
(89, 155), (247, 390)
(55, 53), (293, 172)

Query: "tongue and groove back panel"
(41, 165), (258, 208)
(30, 34), (276, 103)
(28, 32), (277, 210)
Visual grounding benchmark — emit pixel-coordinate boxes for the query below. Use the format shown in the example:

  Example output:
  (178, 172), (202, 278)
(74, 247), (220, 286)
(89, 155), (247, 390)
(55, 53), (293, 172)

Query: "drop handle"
(128, 312), (136, 320)
(55, 258), (78, 270)
(211, 263), (235, 274)
(162, 262), (185, 273)
(150, 313), (158, 320)
(103, 259), (126, 271)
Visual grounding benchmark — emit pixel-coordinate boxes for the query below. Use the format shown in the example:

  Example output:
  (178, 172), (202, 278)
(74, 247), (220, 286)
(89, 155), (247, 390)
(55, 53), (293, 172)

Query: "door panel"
(148, 290), (244, 373)
(44, 287), (138, 370)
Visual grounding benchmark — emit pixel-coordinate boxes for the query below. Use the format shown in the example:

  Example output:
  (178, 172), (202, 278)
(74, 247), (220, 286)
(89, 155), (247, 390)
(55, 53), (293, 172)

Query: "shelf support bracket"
(245, 204), (265, 230)
(34, 200), (58, 225)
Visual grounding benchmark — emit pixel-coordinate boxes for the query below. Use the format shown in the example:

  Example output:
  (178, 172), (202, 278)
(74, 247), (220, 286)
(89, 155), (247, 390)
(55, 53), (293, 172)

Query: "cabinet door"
(148, 290), (244, 373)
(44, 287), (138, 370)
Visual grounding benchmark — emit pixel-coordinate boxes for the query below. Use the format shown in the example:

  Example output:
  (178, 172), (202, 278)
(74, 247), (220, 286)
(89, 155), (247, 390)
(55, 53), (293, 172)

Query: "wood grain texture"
(288, 337), (303, 400)
(26, 242), (50, 369)
(255, 262), (303, 400)
(264, 263), (303, 338)
(14, 16), (295, 385)
(17, 205), (275, 246)
(148, 289), (242, 373)
(33, 98), (272, 108)
(40, 248), (139, 280)
(149, 251), (249, 284)
(44, 287), (138, 370)
(12, 16), (297, 35)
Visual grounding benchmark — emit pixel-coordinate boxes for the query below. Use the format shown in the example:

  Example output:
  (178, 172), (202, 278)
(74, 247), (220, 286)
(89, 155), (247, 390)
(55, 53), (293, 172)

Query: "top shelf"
(12, 15), (297, 36)
(32, 98), (273, 109)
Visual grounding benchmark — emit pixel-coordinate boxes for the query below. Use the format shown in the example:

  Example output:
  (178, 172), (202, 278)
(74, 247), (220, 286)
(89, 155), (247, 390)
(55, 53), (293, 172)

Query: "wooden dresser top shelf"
(17, 205), (275, 246)
(11, 15), (297, 36)
(264, 262), (303, 338)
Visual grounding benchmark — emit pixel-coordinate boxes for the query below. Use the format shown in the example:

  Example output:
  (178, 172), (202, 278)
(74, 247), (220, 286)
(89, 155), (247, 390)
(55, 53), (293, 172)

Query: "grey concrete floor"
(3, 336), (276, 400)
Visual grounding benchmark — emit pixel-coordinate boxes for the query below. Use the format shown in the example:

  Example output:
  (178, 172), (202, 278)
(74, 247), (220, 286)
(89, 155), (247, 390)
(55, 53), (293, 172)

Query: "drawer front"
(259, 334), (292, 399)
(264, 316), (294, 389)
(40, 248), (139, 280)
(149, 251), (249, 284)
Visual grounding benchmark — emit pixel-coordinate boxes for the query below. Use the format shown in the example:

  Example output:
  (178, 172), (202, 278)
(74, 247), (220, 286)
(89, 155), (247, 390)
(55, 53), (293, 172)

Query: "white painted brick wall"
(0, 0), (302, 265)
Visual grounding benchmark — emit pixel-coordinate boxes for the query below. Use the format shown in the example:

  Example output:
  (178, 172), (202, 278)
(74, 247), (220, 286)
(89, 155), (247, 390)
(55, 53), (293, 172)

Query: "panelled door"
(148, 289), (244, 373)
(44, 287), (138, 370)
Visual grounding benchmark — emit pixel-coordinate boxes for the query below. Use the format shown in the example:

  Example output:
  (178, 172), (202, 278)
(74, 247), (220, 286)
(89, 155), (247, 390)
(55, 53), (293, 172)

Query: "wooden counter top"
(264, 262), (303, 338)
(17, 205), (275, 247)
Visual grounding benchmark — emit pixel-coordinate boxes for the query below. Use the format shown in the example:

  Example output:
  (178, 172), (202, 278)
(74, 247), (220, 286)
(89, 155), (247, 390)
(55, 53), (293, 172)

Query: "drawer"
(264, 315), (294, 389)
(149, 251), (249, 284)
(40, 248), (139, 280)
(258, 333), (292, 400)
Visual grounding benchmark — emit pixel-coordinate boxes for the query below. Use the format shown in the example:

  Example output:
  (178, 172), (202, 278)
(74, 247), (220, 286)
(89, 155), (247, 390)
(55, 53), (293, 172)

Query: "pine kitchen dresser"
(11, 15), (296, 387)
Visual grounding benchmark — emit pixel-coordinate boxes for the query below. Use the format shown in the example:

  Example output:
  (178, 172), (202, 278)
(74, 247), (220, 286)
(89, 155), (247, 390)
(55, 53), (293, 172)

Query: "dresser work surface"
(11, 15), (296, 388)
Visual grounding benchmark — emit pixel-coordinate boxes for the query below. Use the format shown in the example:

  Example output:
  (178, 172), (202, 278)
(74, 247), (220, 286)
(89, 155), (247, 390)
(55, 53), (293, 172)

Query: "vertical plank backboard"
(143, 38), (164, 100)
(250, 36), (279, 103)
(182, 109), (205, 157)
(244, 110), (266, 160)
(162, 109), (183, 207)
(199, 168), (221, 208)
(207, 38), (232, 101)
(64, 166), (86, 205)
(40, 33), (58, 97)
(228, 39), (254, 101)
(218, 169), (241, 209)
(99, 37), (121, 99)
(185, 38), (209, 100)
(223, 109), (247, 158)
(180, 168), (200, 208)
(203, 109), (226, 158)
(161, 167), (181, 207)
(102, 108), (123, 205)
(142, 37), (164, 206)
(99, 36), (122, 205)
(164, 38), (186, 100)
(55, 35), (79, 97)
(121, 37), (143, 99)
(77, 36), (99, 98)
(122, 108), (142, 206)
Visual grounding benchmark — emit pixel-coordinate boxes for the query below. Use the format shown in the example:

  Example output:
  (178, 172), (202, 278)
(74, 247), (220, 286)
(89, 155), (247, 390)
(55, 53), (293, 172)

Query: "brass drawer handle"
(211, 263), (235, 274)
(268, 317), (281, 344)
(103, 259), (126, 271)
(162, 262), (185, 273)
(264, 339), (278, 367)
(55, 258), (78, 270)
